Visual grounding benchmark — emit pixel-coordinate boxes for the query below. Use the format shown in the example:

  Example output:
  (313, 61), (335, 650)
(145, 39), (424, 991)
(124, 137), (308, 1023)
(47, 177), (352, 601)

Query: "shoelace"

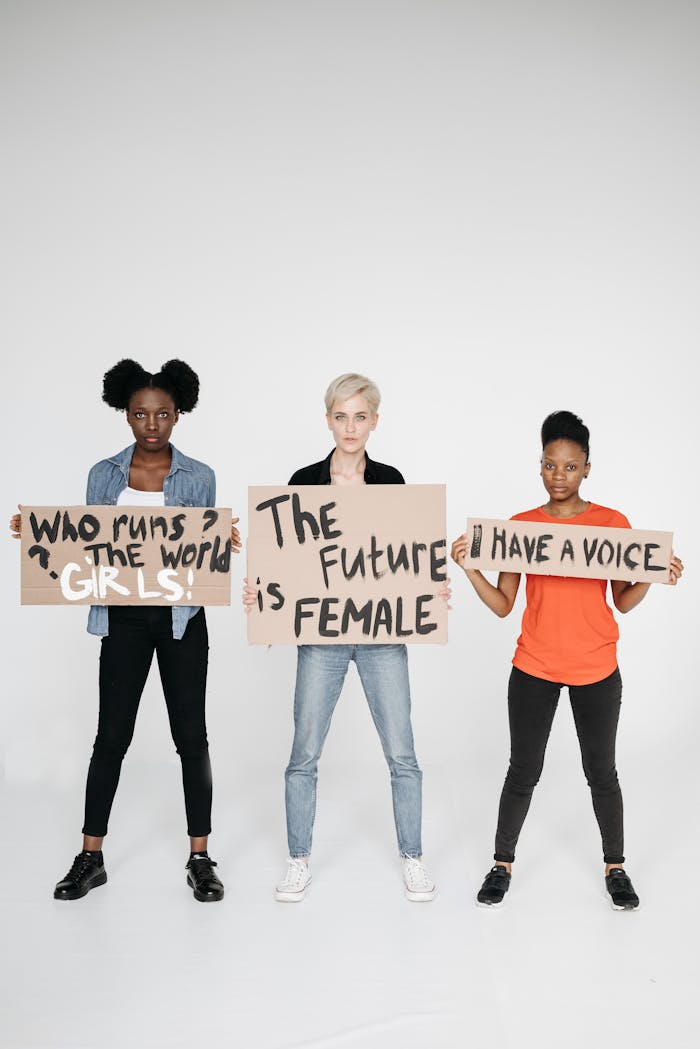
(65, 853), (97, 882)
(404, 858), (433, 891)
(187, 857), (218, 872)
(281, 859), (308, 889)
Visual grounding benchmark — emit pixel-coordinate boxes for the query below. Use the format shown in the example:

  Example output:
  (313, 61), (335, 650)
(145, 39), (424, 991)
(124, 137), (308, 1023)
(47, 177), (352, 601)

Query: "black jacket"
(288, 449), (404, 486)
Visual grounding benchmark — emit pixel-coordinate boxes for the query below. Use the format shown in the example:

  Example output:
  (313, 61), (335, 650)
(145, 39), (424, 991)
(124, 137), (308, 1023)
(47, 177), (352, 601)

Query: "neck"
(330, 446), (366, 477)
(132, 443), (172, 468)
(543, 495), (589, 518)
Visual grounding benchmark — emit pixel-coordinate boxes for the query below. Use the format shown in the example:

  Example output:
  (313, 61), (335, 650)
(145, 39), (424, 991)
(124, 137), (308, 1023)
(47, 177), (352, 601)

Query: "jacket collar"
(107, 443), (191, 481)
(319, 448), (377, 484)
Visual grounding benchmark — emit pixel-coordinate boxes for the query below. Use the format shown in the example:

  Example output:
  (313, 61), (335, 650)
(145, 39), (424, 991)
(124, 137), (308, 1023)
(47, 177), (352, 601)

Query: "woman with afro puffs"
(12, 360), (241, 903)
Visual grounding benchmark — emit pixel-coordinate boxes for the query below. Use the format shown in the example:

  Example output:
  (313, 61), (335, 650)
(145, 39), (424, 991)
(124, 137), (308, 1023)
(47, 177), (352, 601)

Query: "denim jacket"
(86, 443), (216, 640)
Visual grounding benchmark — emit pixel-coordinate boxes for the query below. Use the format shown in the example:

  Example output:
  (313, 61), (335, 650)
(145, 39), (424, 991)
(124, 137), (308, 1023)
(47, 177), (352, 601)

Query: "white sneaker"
(403, 856), (436, 902)
(275, 857), (312, 902)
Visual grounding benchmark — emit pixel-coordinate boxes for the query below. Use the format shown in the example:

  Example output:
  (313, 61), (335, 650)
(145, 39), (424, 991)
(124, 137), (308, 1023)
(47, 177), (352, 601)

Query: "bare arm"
(450, 533), (521, 617)
(611, 552), (684, 613)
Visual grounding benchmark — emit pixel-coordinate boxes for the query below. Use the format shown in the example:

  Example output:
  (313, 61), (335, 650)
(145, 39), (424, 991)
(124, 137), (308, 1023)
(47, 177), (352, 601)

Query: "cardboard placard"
(464, 517), (673, 583)
(247, 485), (447, 644)
(21, 506), (232, 605)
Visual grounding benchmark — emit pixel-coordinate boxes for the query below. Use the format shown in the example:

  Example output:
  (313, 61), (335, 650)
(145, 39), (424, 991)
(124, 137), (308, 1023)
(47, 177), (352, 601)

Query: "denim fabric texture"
(85, 443), (216, 640)
(285, 643), (423, 858)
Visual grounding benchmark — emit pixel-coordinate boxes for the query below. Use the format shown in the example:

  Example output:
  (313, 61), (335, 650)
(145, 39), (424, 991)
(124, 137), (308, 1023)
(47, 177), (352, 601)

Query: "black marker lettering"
(372, 598), (393, 638)
(643, 543), (665, 572)
(597, 540), (615, 566)
(340, 546), (365, 582)
(583, 538), (598, 566)
(319, 502), (342, 540)
(535, 535), (552, 563)
(429, 540), (447, 582)
(292, 493), (320, 544)
(255, 494), (290, 548)
(196, 542), (213, 569)
(319, 598), (340, 637)
(416, 594), (437, 635)
(29, 511), (60, 544)
(623, 543), (641, 571)
(411, 542), (427, 575)
(395, 597), (412, 636)
(169, 514), (186, 541)
(319, 544), (339, 589)
(266, 582), (285, 610)
(560, 538), (575, 562)
(491, 528), (506, 559)
(294, 597), (320, 637)
(368, 535), (386, 579)
(202, 509), (218, 532)
(387, 543), (410, 574)
(341, 598), (373, 636)
(523, 535), (537, 563)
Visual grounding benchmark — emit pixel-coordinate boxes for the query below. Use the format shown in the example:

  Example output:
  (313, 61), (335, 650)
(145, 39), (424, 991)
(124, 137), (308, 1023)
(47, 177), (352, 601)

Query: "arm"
(450, 533), (520, 617)
(86, 465), (97, 504)
(611, 553), (684, 613)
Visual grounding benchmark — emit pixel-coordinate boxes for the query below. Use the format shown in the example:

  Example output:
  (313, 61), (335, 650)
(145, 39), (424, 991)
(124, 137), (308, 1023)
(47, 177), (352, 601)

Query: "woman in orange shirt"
(451, 410), (683, 910)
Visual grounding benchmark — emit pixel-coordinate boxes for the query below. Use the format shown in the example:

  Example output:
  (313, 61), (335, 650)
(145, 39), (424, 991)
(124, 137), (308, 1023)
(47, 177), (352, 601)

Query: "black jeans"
(494, 665), (624, 865)
(82, 607), (212, 838)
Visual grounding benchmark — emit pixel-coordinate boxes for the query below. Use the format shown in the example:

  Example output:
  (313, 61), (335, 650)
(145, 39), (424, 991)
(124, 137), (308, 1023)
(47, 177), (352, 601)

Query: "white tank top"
(116, 486), (166, 507)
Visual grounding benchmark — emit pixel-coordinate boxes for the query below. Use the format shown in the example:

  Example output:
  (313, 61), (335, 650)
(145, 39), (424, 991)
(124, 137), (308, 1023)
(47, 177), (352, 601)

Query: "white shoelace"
(279, 858), (309, 891)
(403, 857), (434, 892)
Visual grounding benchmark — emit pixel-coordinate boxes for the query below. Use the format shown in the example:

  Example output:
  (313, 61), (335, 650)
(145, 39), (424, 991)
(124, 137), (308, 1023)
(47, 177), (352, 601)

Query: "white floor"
(2, 755), (697, 1049)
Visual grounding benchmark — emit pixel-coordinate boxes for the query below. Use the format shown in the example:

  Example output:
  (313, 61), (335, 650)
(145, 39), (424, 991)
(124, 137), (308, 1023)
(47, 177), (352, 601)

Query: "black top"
(288, 449), (405, 486)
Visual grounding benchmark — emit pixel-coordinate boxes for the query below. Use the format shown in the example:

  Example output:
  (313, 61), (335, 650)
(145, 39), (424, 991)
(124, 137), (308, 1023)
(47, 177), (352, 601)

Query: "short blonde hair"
(324, 373), (381, 415)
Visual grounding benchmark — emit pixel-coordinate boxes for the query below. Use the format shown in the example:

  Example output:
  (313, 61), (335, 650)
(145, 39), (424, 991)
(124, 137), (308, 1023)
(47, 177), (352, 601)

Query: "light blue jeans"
(285, 644), (423, 858)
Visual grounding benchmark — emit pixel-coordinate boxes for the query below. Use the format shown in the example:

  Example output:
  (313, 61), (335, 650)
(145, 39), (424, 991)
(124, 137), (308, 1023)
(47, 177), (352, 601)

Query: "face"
(326, 394), (378, 453)
(126, 387), (178, 453)
(540, 439), (590, 503)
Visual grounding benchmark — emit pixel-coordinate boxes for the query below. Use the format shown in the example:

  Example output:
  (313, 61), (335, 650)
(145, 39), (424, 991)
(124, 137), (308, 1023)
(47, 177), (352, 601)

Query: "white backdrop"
(2, 3), (698, 1048)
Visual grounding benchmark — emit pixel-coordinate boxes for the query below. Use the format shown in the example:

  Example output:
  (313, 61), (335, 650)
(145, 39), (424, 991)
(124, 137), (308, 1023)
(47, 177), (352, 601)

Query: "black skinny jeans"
(494, 665), (624, 865)
(82, 607), (212, 838)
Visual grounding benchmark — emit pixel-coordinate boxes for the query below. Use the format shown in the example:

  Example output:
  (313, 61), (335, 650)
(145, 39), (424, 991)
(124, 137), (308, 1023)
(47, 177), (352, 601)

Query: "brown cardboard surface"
(464, 517), (673, 583)
(21, 506), (232, 605)
(247, 485), (447, 644)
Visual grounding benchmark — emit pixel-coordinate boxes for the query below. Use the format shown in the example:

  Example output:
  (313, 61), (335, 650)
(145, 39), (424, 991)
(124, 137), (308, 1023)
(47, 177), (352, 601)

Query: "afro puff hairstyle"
(102, 359), (199, 413)
(541, 410), (590, 461)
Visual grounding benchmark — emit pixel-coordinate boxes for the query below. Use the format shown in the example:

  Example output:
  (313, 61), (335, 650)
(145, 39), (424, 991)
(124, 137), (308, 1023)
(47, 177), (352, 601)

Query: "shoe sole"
(405, 888), (437, 902)
(605, 891), (639, 911)
(476, 896), (506, 909)
(187, 875), (224, 902)
(54, 870), (107, 901)
(274, 879), (311, 902)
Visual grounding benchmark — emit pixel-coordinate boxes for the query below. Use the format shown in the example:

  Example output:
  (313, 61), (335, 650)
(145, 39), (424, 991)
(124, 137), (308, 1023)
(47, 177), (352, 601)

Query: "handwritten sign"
(21, 506), (232, 605)
(247, 485), (447, 644)
(464, 517), (673, 583)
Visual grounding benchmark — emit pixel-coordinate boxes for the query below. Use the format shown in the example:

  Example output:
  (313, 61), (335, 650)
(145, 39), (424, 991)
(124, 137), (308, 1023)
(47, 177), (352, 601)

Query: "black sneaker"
(186, 853), (224, 902)
(54, 851), (107, 901)
(477, 864), (511, 907)
(605, 868), (639, 910)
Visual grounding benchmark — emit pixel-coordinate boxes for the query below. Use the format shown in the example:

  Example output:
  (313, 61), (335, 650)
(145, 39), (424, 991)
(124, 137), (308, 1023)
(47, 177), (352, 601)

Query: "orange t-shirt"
(510, 503), (631, 686)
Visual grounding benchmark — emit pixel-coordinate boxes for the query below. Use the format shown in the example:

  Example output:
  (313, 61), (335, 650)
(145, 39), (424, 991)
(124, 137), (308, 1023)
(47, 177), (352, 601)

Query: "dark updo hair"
(102, 359), (199, 413)
(541, 410), (590, 461)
